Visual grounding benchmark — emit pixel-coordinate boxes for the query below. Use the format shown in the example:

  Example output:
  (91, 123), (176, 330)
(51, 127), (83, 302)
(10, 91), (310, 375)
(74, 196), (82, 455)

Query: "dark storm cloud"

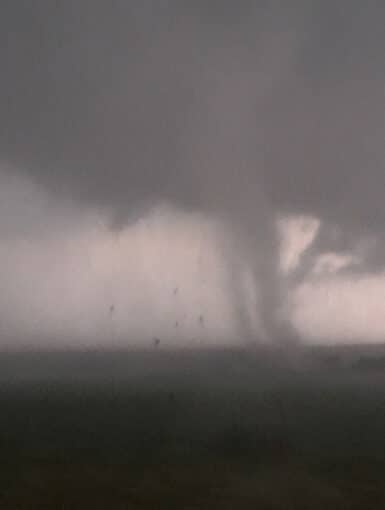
(1, 1), (384, 227)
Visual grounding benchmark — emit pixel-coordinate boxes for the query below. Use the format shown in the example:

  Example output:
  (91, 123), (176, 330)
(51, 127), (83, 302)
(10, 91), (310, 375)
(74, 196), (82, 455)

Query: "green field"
(0, 347), (385, 509)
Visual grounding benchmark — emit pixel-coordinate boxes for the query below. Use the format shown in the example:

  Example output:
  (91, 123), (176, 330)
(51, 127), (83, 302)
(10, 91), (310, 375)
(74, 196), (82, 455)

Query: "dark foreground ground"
(0, 345), (385, 509)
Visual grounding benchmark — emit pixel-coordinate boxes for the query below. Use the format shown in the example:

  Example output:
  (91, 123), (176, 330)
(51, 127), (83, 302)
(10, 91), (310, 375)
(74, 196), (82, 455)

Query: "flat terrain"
(0, 346), (385, 509)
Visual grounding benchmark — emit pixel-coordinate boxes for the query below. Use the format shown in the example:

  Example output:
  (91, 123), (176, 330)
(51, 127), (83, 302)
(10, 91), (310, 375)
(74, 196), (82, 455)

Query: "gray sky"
(1, 2), (385, 347)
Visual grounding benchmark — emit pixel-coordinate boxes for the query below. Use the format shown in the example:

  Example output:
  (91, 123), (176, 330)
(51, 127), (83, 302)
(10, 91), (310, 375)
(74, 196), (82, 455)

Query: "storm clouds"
(1, 2), (385, 346)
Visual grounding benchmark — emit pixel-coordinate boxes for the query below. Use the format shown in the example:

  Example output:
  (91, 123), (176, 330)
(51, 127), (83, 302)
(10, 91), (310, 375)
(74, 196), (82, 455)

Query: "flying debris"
(198, 315), (204, 327)
(153, 337), (161, 348)
(173, 287), (179, 296)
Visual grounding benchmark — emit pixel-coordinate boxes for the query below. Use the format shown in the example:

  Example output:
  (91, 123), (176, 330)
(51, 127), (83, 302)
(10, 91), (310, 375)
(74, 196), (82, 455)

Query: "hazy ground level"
(0, 346), (385, 508)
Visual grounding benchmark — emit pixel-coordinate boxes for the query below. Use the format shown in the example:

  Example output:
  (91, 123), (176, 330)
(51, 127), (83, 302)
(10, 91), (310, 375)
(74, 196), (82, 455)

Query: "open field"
(0, 346), (385, 508)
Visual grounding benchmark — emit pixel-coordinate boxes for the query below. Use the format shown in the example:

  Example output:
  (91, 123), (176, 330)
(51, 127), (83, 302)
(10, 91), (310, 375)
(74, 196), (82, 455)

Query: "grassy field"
(0, 347), (385, 508)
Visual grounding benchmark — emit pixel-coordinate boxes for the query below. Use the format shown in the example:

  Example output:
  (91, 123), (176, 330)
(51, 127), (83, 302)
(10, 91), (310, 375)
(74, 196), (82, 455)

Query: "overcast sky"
(1, 2), (385, 348)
